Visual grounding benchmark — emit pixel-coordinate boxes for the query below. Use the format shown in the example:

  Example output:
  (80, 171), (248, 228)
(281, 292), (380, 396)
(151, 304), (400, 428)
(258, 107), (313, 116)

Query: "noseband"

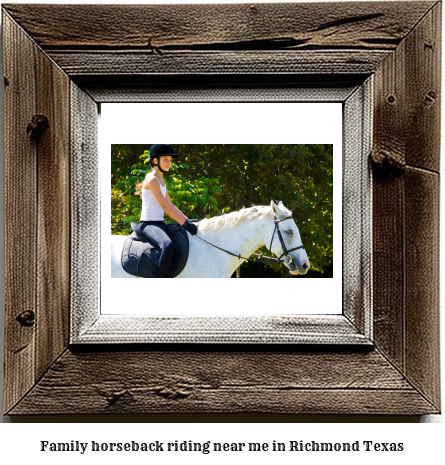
(194, 214), (305, 265)
(269, 214), (305, 262)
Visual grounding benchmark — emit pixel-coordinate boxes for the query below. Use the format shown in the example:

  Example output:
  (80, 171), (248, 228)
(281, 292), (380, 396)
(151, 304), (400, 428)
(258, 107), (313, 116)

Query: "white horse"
(111, 200), (310, 278)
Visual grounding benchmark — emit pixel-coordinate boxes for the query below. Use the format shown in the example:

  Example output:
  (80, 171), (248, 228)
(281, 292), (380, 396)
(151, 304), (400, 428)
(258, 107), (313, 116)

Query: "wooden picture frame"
(2, 2), (440, 415)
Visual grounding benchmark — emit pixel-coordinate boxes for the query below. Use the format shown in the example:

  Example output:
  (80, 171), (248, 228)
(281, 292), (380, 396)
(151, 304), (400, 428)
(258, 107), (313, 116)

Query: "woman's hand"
(182, 219), (198, 236)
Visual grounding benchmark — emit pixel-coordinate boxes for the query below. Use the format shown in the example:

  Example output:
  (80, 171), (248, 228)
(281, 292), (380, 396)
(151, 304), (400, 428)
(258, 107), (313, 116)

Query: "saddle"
(121, 222), (189, 278)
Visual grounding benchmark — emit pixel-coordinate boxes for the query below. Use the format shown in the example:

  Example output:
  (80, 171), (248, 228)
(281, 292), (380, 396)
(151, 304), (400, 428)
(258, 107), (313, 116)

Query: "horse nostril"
(302, 261), (309, 269)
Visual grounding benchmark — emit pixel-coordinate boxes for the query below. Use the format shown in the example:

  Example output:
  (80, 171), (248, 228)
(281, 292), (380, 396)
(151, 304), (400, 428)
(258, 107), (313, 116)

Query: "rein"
(194, 214), (304, 265)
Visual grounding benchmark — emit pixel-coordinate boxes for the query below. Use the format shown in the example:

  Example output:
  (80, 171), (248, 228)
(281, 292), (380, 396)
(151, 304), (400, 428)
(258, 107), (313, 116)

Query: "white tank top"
(140, 177), (167, 221)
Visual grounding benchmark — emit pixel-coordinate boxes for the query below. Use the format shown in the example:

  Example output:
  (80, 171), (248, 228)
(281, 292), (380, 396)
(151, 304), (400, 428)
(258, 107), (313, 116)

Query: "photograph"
(111, 143), (333, 281)
(100, 102), (343, 318)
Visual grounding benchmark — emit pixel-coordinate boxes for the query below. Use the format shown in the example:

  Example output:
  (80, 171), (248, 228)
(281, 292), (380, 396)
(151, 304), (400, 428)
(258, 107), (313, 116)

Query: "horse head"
(268, 200), (310, 275)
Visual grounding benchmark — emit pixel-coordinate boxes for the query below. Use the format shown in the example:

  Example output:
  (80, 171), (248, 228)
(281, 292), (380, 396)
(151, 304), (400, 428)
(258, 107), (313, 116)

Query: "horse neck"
(202, 216), (268, 258)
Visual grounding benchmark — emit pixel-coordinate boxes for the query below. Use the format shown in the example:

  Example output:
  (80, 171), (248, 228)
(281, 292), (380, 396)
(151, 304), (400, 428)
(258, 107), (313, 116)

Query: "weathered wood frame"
(2, 2), (441, 415)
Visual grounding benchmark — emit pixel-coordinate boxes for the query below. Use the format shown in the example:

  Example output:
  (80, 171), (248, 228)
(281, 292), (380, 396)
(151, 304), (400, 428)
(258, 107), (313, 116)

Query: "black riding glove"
(182, 219), (198, 235)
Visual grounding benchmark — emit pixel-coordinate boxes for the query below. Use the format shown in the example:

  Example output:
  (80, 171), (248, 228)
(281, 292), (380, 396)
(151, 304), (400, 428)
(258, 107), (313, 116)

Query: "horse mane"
(198, 204), (290, 232)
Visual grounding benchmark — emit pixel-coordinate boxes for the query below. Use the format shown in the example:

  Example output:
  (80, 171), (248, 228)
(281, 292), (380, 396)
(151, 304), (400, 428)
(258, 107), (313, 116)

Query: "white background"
(0, 0), (444, 458)
(101, 102), (342, 315)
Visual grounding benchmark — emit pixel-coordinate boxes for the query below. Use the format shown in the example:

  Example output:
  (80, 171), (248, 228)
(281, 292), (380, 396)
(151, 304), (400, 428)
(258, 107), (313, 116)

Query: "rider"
(135, 144), (198, 278)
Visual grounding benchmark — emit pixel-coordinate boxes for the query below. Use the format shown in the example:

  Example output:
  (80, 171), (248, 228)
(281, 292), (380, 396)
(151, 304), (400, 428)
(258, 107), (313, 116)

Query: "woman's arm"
(146, 179), (187, 224)
(164, 191), (191, 223)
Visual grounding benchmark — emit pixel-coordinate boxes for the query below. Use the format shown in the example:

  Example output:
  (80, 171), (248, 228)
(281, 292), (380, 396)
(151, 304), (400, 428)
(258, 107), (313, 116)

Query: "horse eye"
(285, 230), (293, 235)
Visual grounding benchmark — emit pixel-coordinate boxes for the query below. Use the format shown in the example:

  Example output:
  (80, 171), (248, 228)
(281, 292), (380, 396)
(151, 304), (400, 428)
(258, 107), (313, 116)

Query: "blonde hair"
(135, 173), (150, 198)
(135, 160), (156, 198)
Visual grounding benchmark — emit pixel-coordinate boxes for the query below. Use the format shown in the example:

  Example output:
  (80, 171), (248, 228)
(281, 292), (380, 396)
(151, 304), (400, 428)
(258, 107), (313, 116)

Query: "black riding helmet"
(148, 144), (179, 173)
(149, 144), (179, 160)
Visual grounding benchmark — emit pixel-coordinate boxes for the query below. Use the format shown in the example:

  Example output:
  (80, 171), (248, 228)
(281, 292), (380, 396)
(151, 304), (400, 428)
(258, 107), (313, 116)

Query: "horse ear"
(271, 200), (285, 218)
(270, 200), (277, 213)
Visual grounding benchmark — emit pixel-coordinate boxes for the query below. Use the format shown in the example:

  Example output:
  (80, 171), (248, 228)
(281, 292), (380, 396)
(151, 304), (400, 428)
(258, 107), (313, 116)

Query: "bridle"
(194, 214), (305, 265)
(268, 214), (305, 263)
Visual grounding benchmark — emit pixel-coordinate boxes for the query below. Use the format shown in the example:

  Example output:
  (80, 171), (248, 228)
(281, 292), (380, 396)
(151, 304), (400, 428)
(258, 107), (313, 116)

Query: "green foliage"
(111, 144), (333, 274)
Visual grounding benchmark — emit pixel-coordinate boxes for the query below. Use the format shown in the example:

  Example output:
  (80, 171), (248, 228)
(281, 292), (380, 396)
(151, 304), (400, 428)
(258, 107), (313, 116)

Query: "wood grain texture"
(75, 75), (365, 103)
(372, 6), (408, 371)
(47, 50), (390, 76)
(70, 83), (99, 337)
(3, 1), (433, 79)
(342, 81), (373, 336)
(8, 349), (437, 415)
(372, 3), (441, 411)
(34, 36), (71, 382)
(404, 2), (441, 172)
(3, 11), (71, 412)
(372, 175), (405, 368)
(2, 2), (435, 49)
(404, 168), (440, 408)
(372, 1), (441, 172)
(3, 12), (38, 414)
(75, 315), (370, 345)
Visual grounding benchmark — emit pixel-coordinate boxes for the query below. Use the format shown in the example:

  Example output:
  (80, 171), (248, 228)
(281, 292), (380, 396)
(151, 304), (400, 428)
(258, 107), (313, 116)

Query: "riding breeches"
(139, 221), (174, 278)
